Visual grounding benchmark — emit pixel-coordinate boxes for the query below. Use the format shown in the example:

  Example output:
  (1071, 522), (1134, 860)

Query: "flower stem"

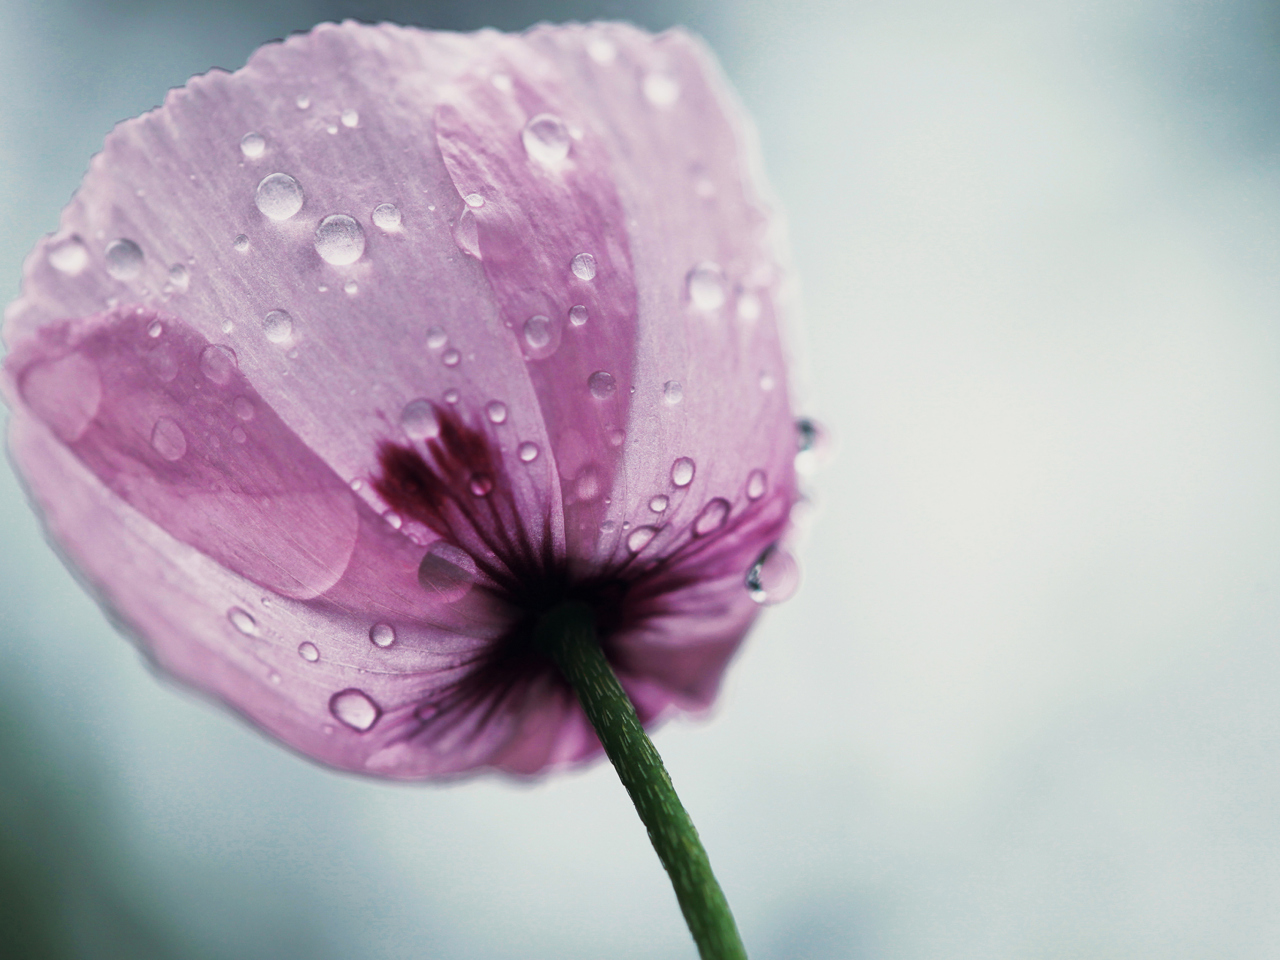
(534, 601), (749, 960)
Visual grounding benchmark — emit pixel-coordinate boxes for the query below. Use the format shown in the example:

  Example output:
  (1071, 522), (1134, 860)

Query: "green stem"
(534, 601), (748, 960)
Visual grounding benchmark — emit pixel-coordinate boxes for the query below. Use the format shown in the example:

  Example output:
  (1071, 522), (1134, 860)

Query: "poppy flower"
(2, 20), (800, 781)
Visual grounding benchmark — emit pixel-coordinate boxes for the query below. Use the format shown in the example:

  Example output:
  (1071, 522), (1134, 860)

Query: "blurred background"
(4, 0), (1280, 957)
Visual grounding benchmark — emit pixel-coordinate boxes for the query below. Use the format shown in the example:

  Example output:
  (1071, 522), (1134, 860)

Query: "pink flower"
(1, 21), (800, 778)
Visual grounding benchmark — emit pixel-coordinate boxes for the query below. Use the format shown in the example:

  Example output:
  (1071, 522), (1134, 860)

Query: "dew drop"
(426, 327), (448, 349)
(151, 417), (187, 461)
(418, 541), (478, 603)
(385, 512), (403, 530)
(400, 399), (440, 440)
(469, 473), (493, 497)
(485, 400), (508, 424)
(240, 132), (265, 158)
(298, 641), (320, 662)
(255, 173), (304, 221)
(372, 202), (402, 230)
(671, 457), (695, 487)
(262, 309), (293, 344)
(737, 291), (762, 322)
(168, 263), (190, 291)
(442, 348), (461, 368)
(571, 252), (597, 280)
(269, 671), (281, 685)
(105, 238), (144, 279)
(221, 319), (234, 334)
(746, 544), (800, 605)
(232, 396), (254, 421)
(146, 319), (163, 338)
(523, 315), (552, 349)
(522, 113), (571, 165)
(569, 304), (588, 327)
(688, 262), (726, 311)
(233, 234), (250, 253)
(588, 371), (616, 399)
(643, 73), (680, 106)
(649, 494), (669, 512)
(443, 388), (460, 404)
(314, 214), (365, 265)
(330, 689), (381, 732)
(296, 94), (311, 109)
(601, 520), (616, 533)
(231, 426), (247, 444)
(464, 193), (485, 208)
(663, 380), (683, 405)
(759, 372), (775, 392)
(228, 607), (258, 635)
(694, 498), (730, 536)
(199, 344), (237, 384)
(48, 236), (88, 274)
(588, 38), (617, 64)
(327, 124), (338, 135)
(370, 622), (396, 648)
(344, 279), (358, 295)
(746, 469), (768, 500)
(518, 441), (540, 463)
(575, 466), (602, 501)
(341, 108), (359, 127)
(626, 525), (658, 554)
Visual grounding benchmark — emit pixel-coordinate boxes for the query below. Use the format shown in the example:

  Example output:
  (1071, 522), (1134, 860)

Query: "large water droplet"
(372, 202), (402, 230)
(330, 689), (381, 731)
(263, 309), (293, 344)
(569, 304), (588, 327)
(442, 348), (461, 368)
(48, 236), (88, 274)
(147, 320), (163, 338)
(688, 262), (725, 311)
(518, 441), (540, 463)
(298, 641), (320, 662)
(418, 541), (478, 603)
(643, 72), (680, 106)
(341, 108), (359, 127)
(663, 380), (683, 405)
(151, 417), (187, 461)
(401, 399), (440, 440)
(588, 371), (616, 399)
(255, 173), (304, 220)
(240, 132), (265, 158)
(571, 252), (597, 280)
(105, 239), (144, 279)
(464, 193), (485, 208)
(485, 400), (508, 424)
(453, 208), (481, 258)
(746, 469), (767, 500)
(649, 494), (669, 512)
(694, 498), (730, 536)
(370, 622), (396, 648)
(199, 344), (237, 384)
(522, 113), (571, 165)
(746, 544), (800, 605)
(524, 315), (552, 350)
(426, 327), (448, 350)
(671, 457), (695, 487)
(469, 473), (493, 497)
(626, 525), (658, 554)
(168, 263), (190, 291)
(228, 607), (258, 635)
(314, 214), (365, 265)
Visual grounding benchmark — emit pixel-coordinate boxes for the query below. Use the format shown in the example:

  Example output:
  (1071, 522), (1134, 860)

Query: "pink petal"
(2, 21), (800, 778)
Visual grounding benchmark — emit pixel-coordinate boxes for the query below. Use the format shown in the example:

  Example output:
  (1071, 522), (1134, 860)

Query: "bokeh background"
(4, 0), (1280, 957)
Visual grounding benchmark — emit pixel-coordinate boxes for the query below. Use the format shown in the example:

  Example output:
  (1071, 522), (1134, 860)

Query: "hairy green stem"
(534, 601), (748, 960)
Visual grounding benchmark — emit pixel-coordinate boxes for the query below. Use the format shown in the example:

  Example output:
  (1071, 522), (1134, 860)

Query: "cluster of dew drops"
(43, 45), (819, 737)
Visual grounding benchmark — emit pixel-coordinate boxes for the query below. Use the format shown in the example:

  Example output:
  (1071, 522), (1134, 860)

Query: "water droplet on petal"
(314, 214), (365, 265)
(168, 263), (190, 291)
(518, 441), (540, 463)
(649, 494), (669, 512)
(255, 173), (304, 221)
(453, 209), (480, 258)
(491, 72), (513, 92)
(588, 38), (617, 63)
(663, 380), (683, 405)
(418, 541), (478, 603)
(626, 525), (658, 554)
(575, 466), (602, 501)
(569, 304), (588, 327)
(737, 291), (762, 322)
(48, 236), (88, 274)
(298, 641), (320, 662)
(426, 327), (448, 349)
(269, 671), (281, 685)
(795, 417), (829, 475)
(688, 262), (725, 311)
(485, 400), (508, 424)
(522, 113), (571, 165)
(523, 315), (552, 350)
(384, 512), (402, 530)
(694, 498), (730, 536)
(442, 348), (461, 367)
(746, 544), (800, 605)
(746, 469), (767, 500)
(401, 399), (440, 440)
(233, 234), (250, 253)
(571, 252), (597, 280)
(372, 202), (402, 230)
(370, 622), (396, 648)
(240, 132), (265, 158)
(105, 239), (143, 279)
(469, 473), (493, 497)
(228, 607), (258, 635)
(588, 371), (616, 399)
(464, 193), (485, 208)
(263, 309), (293, 344)
(146, 319), (163, 338)
(330, 689), (381, 731)
(671, 457), (695, 487)
(151, 417), (187, 461)
(759, 372), (775, 391)
(296, 94), (311, 109)
(232, 396), (254, 421)
(231, 426), (247, 444)
(199, 344), (237, 384)
(443, 388), (460, 404)
(643, 73), (680, 106)
(341, 108), (359, 127)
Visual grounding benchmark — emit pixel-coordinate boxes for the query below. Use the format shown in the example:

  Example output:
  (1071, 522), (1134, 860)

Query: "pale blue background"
(4, 1), (1280, 957)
